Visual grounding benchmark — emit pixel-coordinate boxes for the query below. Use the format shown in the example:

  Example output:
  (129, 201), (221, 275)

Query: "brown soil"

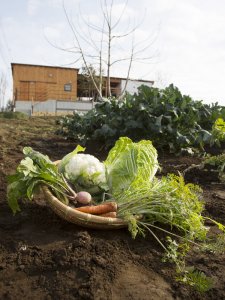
(0, 116), (225, 300)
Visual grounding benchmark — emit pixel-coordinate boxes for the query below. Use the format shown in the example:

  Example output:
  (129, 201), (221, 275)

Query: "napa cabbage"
(104, 137), (159, 197)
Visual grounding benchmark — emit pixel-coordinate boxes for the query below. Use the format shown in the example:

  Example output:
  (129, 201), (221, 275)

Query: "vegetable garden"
(0, 85), (225, 300)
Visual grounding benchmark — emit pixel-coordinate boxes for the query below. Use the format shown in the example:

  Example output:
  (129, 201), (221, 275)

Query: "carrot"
(75, 201), (117, 215)
(99, 212), (117, 218)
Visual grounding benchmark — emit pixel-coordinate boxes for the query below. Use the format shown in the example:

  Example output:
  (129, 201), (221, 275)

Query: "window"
(64, 83), (72, 92)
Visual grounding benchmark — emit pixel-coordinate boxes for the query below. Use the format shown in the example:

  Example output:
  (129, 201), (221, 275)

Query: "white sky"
(1, 0), (225, 106)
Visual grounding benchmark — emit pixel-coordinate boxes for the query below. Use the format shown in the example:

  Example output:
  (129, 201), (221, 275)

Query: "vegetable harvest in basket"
(7, 137), (225, 292)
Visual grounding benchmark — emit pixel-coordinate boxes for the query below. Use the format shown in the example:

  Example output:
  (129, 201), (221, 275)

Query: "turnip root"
(76, 191), (92, 205)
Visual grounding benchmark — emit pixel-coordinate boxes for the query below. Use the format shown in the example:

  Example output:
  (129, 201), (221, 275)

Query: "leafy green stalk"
(117, 174), (207, 241)
(116, 174), (225, 292)
(7, 147), (77, 214)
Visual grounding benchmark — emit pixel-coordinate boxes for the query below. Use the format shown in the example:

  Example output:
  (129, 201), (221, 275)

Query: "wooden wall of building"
(12, 64), (78, 102)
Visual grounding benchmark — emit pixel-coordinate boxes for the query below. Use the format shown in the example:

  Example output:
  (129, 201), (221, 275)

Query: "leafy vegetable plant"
(7, 147), (77, 213)
(211, 118), (225, 146)
(104, 137), (159, 197)
(58, 145), (108, 195)
(57, 84), (225, 152)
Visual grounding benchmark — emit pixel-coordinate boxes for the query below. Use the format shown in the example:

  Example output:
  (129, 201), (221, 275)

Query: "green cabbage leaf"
(104, 137), (159, 198)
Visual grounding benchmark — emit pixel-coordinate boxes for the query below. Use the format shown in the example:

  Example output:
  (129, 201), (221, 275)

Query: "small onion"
(76, 191), (92, 205)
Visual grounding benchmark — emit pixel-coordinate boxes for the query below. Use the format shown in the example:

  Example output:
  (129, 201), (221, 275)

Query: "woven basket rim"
(41, 185), (128, 229)
(43, 159), (128, 229)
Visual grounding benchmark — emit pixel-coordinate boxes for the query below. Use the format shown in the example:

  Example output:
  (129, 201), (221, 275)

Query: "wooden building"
(11, 63), (154, 116)
(77, 74), (122, 99)
(77, 75), (153, 100)
(11, 63), (79, 103)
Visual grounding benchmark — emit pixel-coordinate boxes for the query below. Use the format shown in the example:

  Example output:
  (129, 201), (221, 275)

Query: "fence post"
(31, 97), (34, 116)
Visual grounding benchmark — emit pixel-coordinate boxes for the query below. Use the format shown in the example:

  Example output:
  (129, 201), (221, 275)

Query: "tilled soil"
(0, 116), (225, 300)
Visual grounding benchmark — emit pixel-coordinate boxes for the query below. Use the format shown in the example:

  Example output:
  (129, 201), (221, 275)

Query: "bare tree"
(78, 64), (105, 100)
(49, 0), (155, 99)
(0, 72), (7, 110)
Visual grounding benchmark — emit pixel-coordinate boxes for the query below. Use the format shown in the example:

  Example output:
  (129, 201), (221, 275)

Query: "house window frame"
(64, 83), (72, 92)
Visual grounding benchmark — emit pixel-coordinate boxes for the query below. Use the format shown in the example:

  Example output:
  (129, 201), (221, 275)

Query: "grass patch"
(0, 111), (29, 119)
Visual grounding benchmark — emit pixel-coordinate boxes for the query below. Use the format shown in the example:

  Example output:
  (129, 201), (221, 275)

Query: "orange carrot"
(99, 212), (117, 218)
(75, 201), (117, 215)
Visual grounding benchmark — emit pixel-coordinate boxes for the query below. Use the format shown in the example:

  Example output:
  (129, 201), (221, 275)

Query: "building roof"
(106, 76), (154, 84)
(11, 63), (79, 74)
(11, 63), (153, 84)
(78, 74), (154, 84)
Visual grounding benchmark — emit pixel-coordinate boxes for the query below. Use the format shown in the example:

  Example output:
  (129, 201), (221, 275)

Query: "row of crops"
(57, 84), (225, 154)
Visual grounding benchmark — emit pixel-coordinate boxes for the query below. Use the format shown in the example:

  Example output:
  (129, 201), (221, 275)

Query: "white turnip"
(76, 191), (92, 205)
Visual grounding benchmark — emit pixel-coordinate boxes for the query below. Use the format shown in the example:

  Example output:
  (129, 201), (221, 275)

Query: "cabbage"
(104, 137), (159, 197)
(58, 145), (108, 194)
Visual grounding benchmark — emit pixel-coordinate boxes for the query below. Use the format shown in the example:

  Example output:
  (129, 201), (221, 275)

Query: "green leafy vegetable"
(211, 118), (225, 146)
(117, 174), (207, 241)
(104, 137), (159, 197)
(56, 84), (225, 152)
(7, 147), (76, 214)
(58, 145), (108, 195)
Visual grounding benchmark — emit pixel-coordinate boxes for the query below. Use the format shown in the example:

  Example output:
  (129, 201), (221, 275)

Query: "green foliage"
(163, 237), (213, 292)
(57, 84), (225, 152)
(202, 154), (225, 182)
(118, 174), (207, 241)
(107, 136), (224, 292)
(7, 147), (76, 213)
(105, 137), (159, 197)
(202, 233), (225, 253)
(178, 269), (213, 293)
(211, 118), (225, 146)
(0, 111), (29, 119)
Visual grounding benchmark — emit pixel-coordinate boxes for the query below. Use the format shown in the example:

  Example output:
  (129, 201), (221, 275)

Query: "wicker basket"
(41, 186), (128, 229)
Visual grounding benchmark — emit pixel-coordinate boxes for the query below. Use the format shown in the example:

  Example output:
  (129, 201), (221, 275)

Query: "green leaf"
(7, 147), (76, 213)
(58, 144), (85, 173)
(17, 157), (38, 176)
(105, 137), (159, 197)
(181, 270), (213, 293)
(7, 181), (27, 214)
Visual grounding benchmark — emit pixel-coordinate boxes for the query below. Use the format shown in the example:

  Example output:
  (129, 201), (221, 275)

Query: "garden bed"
(0, 117), (224, 300)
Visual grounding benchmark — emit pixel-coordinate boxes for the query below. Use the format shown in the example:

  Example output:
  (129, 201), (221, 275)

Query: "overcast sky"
(1, 0), (225, 106)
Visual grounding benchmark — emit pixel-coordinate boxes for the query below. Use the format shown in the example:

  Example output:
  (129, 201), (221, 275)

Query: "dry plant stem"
(182, 164), (201, 176)
(140, 222), (168, 252)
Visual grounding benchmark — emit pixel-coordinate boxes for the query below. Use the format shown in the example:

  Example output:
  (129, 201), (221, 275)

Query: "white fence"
(15, 99), (97, 116)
